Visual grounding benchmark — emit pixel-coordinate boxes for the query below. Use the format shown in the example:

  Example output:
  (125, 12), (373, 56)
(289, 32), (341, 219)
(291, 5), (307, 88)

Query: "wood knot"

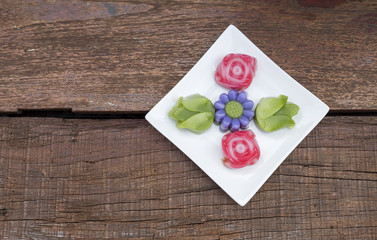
(0, 208), (7, 216)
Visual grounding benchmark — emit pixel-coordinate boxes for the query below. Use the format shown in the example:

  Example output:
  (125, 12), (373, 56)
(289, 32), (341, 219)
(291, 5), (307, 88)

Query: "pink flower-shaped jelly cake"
(215, 53), (257, 91)
(222, 130), (260, 169)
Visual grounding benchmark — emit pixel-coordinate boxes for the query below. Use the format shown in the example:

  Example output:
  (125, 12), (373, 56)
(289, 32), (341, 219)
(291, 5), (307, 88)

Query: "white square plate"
(145, 25), (329, 206)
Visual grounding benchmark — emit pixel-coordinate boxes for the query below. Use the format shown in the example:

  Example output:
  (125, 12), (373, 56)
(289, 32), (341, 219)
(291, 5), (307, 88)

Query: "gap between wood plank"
(0, 109), (376, 119)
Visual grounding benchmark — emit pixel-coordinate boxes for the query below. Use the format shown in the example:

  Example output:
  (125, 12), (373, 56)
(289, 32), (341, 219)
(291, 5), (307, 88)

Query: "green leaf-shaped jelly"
(168, 94), (215, 134)
(177, 112), (214, 134)
(168, 97), (183, 119)
(255, 95), (287, 120)
(275, 103), (300, 117)
(182, 94), (215, 114)
(173, 107), (197, 122)
(255, 95), (299, 132)
(262, 115), (295, 132)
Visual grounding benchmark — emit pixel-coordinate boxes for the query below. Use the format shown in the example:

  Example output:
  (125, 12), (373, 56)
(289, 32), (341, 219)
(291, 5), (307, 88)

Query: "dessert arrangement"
(169, 53), (300, 169)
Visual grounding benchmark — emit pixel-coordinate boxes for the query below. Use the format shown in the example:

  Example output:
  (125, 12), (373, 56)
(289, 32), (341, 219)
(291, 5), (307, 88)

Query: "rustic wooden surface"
(1, 0), (377, 239)
(0, 117), (376, 239)
(0, 0), (376, 112)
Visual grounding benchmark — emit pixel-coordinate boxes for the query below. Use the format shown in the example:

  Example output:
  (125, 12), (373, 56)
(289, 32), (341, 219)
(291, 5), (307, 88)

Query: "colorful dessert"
(215, 53), (257, 91)
(222, 130), (260, 169)
(255, 95), (300, 132)
(214, 90), (254, 132)
(168, 94), (215, 134)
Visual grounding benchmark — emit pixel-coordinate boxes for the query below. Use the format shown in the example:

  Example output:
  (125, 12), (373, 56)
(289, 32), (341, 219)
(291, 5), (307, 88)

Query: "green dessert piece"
(256, 95), (287, 119)
(255, 95), (299, 132)
(274, 103), (300, 117)
(169, 94), (215, 134)
(225, 101), (243, 119)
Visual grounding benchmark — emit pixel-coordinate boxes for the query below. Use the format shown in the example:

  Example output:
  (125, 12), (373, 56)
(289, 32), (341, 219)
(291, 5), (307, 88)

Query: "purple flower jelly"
(214, 90), (255, 132)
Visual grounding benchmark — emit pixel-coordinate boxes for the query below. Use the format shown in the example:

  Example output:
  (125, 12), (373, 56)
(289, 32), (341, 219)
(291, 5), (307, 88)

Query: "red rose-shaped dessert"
(222, 130), (260, 169)
(215, 53), (257, 91)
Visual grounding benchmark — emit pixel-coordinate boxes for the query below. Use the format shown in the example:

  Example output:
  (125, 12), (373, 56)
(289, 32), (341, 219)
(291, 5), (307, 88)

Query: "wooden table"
(1, 1), (376, 239)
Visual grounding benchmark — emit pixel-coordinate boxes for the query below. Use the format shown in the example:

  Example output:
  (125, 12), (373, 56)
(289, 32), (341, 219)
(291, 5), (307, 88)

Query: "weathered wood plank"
(0, 116), (376, 239)
(0, 0), (376, 112)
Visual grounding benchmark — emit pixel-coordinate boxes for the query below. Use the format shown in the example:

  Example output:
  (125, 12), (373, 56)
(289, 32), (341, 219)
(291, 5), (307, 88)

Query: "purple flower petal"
(243, 110), (255, 120)
(242, 100), (254, 109)
(228, 90), (238, 101)
(239, 115), (249, 129)
(236, 91), (247, 103)
(215, 110), (226, 123)
(230, 118), (240, 132)
(220, 116), (232, 131)
(220, 93), (229, 104)
(214, 101), (225, 110)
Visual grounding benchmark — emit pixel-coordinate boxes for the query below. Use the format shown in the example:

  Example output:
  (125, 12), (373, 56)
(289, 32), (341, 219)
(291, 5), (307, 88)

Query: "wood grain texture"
(0, 117), (376, 239)
(0, 0), (376, 113)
